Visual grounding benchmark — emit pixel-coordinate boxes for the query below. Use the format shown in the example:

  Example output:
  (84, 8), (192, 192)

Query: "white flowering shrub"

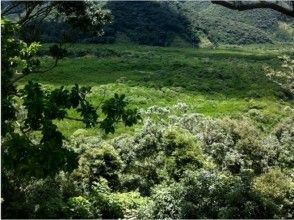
(267, 116), (294, 168)
(199, 118), (276, 173)
(172, 113), (292, 174)
(178, 169), (276, 219)
(138, 182), (184, 219)
(112, 118), (208, 194)
(264, 55), (294, 97)
(65, 131), (103, 154)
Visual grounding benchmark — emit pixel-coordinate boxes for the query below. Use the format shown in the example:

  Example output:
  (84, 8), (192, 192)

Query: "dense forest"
(1, 1), (294, 219)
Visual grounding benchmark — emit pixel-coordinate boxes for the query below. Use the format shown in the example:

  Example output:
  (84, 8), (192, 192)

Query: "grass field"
(20, 43), (294, 137)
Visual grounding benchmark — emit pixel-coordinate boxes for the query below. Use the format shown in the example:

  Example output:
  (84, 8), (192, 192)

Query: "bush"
(22, 179), (66, 219)
(72, 144), (122, 192)
(179, 169), (275, 219)
(181, 117), (276, 174)
(110, 192), (148, 219)
(270, 116), (294, 168)
(86, 181), (146, 219)
(264, 55), (294, 97)
(138, 182), (184, 219)
(67, 196), (96, 219)
(253, 168), (294, 218)
(163, 128), (206, 180)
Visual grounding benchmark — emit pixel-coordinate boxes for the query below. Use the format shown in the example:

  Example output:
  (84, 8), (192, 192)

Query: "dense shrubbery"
(5, 102), (292, 218)
(114, 107), (293, 219)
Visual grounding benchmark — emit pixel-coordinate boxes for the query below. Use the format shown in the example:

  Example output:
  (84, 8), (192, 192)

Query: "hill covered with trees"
(47, 1), (293, 47)
(5, 1), (294, 46)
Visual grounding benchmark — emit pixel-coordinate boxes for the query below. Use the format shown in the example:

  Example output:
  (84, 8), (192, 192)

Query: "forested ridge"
(25, 1), (294, 46)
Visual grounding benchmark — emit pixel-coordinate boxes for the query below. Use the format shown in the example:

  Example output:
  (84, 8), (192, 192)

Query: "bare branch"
(1, 2), (22, 16)
(21, 4), (54, 25)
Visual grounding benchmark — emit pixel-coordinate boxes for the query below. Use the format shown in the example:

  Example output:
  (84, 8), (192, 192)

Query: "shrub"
(264, 55), (294, 98)
(270, 116), (294, 168)
(141, 182), (184, 219)
(185, 117), (277, 174)
(180, 169), (275, 219)
(73, 144), (122, 192)
(110, 192), (148, 219)
(89, 181), (146, 219)
(67, 196), (96, 219)
(163, 128), (206, 180)
(253, 168), (294, 218)
(22, 179), (66, 219)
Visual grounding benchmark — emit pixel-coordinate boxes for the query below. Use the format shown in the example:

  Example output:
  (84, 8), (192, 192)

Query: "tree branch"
(12, 61), (58, 84)
(212, 1), (294, 17)
(1, 2), (22, 16)
(18, 2), (40, 25)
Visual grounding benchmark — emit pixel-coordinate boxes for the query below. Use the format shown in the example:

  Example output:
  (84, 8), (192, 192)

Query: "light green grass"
(20, 43), (294, 137)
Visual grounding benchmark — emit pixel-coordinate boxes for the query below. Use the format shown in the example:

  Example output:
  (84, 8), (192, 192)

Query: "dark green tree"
(1, 3), (139, 217)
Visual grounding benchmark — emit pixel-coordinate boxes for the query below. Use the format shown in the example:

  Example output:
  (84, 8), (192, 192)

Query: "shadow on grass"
(24, 45), (287, 99)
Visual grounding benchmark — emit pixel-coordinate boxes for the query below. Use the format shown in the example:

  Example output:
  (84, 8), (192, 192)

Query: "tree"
(1, 1), (112, 28)
(1, 1), (141, 216)
(1, 0), (140, 203)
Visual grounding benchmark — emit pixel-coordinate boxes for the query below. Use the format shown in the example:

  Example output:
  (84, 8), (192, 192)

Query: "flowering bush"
(264, 55), (294, 97)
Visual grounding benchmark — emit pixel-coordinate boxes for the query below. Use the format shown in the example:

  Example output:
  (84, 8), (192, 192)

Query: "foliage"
(140, 182), (184, 219)
(21, 178), (66, 219)
(264, 55), (294, 98)
(101, 93), (141, 134)
(1, 19), (40, 136)
(253, 168), (294, 218)
(54, 1), (112, 36)
(1, 16), (139, 219)
(178, 169), (275, 219)
(196, 118), (276, 174)
(4, 1), (112, 43)
(67, 196), (95, 219)
(163, 129), (206, 180)
(72, 144), (122, 191)
(269, 116), (294, 168)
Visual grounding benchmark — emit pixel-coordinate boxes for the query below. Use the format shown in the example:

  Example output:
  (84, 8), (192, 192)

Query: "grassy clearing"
(20, 43), (294, 137)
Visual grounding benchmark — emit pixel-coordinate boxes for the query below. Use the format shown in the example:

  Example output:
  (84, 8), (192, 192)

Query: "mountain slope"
(22, 1), (294, 46)
(91, 1), (293, 46)
(179, 1), (293, 45)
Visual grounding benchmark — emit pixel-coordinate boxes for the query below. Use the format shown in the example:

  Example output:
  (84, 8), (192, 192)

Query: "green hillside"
(80, 1), (294, 47)
(180, 1), (294, 45)
(11, 1), (294, 46)
(24, 1), (293, 46)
